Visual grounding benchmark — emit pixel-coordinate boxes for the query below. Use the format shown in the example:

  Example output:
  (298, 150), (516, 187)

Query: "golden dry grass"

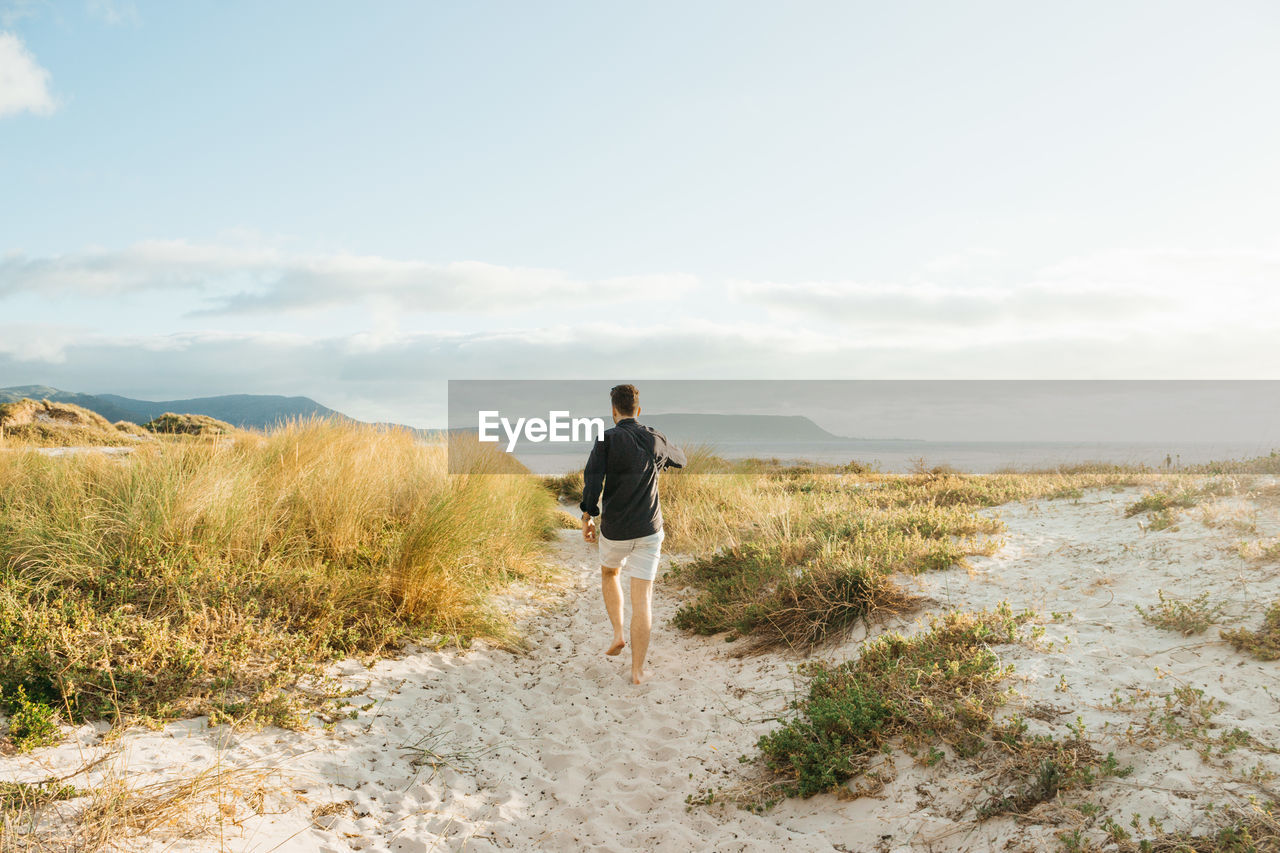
(0, 418), (559, 728)
(0, 746), (282, 852)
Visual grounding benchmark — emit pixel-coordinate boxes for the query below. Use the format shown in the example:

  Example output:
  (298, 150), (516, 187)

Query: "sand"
(3, 483), (1279, 851)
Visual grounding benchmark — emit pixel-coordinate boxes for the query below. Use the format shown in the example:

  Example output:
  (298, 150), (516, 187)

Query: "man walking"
(580, 384), (686, 684)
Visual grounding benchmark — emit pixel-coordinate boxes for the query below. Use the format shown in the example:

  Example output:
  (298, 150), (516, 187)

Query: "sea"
(510, 439), (1277, 476)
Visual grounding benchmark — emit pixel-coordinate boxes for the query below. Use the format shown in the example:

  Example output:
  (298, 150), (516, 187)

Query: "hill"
(450, 412), (848, 444)
(0, 386), (343, 430)
(0, 385), (143, 424)
(94, 393), (341, 430)
(642, 413), (846, 443)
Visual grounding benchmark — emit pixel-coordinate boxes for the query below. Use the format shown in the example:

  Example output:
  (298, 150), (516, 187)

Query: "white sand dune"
(4, 483), (1278, 851)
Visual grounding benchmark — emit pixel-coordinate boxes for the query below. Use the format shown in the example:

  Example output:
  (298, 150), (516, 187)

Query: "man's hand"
(582, 512), (598, 543)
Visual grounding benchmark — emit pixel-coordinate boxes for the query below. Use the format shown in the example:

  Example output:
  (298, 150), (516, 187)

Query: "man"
(580, 383), (686, 685)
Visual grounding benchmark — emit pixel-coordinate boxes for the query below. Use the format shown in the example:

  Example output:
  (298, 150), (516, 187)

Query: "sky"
(2, 0), (1279, 428)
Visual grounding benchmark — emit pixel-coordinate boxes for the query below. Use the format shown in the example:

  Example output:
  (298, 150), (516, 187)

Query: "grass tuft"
(0, 777), (81, 823)
(1221, 600), (1280, 661)
(669, 539), (920, 653)
(541, 470), (584, 503)
(1125, 489), (1201, 517)
(142, 411), (234, 435)
(756, 605), (1035, 797)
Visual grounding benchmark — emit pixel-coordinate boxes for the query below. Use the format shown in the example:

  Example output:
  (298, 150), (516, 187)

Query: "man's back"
(579, 417), (686, 541)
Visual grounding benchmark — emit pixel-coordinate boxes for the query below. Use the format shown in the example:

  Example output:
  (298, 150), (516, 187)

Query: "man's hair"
(610, 383), (639, 416)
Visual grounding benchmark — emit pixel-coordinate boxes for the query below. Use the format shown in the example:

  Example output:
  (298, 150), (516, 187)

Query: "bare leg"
(601, 566), (625, 655)
(629, 577), (653, 684)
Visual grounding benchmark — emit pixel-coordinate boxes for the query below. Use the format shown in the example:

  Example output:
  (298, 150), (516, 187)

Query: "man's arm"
(660, 438), (687, 470)
(580, 435), (607, 541)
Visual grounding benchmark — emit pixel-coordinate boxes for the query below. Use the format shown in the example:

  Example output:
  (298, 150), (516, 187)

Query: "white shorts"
(598, 529), (665, 582)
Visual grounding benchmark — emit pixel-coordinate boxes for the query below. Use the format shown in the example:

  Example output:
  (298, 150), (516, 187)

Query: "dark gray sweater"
(579, 418), (686, 540)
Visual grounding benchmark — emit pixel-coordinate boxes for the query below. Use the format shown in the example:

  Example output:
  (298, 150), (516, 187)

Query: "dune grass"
(657, 459), (1158, 653)
(669, 539), (921, 653)
(0, 398), (137, 448)
(541, 470), (584, 503)
(0, 418), (559, 732)
(654, 457), (1223, 810)
(142, 411), (234, 435)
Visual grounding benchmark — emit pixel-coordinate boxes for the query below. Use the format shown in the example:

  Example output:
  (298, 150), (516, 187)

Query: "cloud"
(0, 240), (697, 314)
(731, 278), (1162, 332)
(4, 317), (1279, 428)
(731, 249), (1280, 344)
(0, 323), (84, 362)
(0, 31), (55, 117)
(0, 1), (44, 27)
(85, 0), (137, 25)
(7, 244), (1280, 426)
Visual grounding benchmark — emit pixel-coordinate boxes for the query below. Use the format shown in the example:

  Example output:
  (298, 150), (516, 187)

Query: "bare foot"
(606, 639), (625, 656)
(631, 669), (648, 685)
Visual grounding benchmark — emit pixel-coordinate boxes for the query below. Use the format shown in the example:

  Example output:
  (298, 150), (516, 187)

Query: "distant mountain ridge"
(451, 411), (850, 443)
(641, 413), (847, 442)
(2, 387), (856, 440)
(0, 386), (343, 430)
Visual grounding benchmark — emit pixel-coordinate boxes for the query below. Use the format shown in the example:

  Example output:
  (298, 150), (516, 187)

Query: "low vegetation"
(542, 469), (584, 503)
(1221, 600), (1280, 661)
(1237, 537), (1280, 563)
(1114, 797), (1280, 852)
(1, 750), (281, 852)
(669, 539), (921, 653)
(1135, 590), (1226, 636)
(1124, 478), (1246, 532)
(659, 458), (1154, 652)
(975, 723), (1129, 820)
(664, 455), (1274, 819)
(1, 684), (62, 752)
(1, 777), (81, 824)
(756, 605), (1038, 796)
(0, 418), (559, 732)
(751, 604), (1129, 811)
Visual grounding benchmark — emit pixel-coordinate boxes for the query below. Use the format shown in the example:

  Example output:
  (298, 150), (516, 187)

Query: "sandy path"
(269, 528), (838, 852)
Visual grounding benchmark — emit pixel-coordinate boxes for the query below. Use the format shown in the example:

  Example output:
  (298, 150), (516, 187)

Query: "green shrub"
(1135, 590), (1225, 636)
(2, 685), (60, 752)
(1125, 489), (1200, 518)
(757, 605), (1032, 796)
